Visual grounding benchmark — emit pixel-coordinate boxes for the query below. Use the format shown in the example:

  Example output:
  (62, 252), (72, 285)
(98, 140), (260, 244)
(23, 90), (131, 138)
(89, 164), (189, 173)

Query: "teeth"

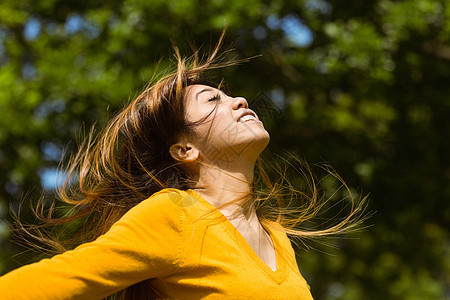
(239, 115), (257, 123)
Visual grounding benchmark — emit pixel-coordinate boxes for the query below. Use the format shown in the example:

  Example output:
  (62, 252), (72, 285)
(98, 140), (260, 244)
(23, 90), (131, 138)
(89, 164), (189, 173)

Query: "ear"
(169, 141), (199, 163)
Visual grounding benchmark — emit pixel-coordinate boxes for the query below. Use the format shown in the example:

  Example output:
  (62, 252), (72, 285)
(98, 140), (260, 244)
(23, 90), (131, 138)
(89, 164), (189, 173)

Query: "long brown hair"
(9, 32), (367, 299)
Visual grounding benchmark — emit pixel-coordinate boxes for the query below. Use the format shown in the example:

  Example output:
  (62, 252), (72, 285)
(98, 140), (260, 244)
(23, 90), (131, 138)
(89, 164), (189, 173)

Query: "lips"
(239, 114), (258, 123)
(238, 110), (259, 123)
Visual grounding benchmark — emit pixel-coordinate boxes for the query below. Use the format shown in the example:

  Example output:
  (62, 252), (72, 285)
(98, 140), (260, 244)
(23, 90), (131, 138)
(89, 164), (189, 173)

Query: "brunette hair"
(9, 32), (367, 299)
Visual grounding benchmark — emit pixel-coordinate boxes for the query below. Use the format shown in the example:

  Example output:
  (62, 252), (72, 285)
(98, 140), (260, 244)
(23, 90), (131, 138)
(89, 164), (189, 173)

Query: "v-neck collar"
(187, 189), (288, 284)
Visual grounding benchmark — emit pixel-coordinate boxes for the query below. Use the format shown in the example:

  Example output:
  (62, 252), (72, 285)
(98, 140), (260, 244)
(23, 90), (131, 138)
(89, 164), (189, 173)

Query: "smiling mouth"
(239, 115), (259, 123)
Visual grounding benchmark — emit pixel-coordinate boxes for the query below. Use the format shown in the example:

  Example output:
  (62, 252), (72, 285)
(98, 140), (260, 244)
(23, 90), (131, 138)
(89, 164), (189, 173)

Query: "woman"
(0, 36), (363, 299)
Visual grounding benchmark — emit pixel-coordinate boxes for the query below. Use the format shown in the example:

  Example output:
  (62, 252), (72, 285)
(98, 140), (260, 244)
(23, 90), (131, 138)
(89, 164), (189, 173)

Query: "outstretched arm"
(0, 189), (184, 300)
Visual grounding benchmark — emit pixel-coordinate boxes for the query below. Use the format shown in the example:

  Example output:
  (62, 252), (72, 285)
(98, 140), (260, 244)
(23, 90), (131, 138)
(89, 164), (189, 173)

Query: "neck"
(191, 156), (256, 219)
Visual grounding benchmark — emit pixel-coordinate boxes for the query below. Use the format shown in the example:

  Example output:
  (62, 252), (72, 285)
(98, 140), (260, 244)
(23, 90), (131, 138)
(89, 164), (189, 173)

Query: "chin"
(255, 132), (270, 154)
(241, 131), (270, 161)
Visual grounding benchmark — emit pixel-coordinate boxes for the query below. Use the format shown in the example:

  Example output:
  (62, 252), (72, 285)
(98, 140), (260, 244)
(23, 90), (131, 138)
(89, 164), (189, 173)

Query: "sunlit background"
(1, 0), (449, 299)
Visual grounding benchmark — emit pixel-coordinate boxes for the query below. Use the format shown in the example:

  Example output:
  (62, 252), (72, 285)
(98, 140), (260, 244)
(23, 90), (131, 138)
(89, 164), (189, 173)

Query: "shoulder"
(129, 188), (188, 212)
(116, 188), (190, 228)
(149, 188), (195, 207)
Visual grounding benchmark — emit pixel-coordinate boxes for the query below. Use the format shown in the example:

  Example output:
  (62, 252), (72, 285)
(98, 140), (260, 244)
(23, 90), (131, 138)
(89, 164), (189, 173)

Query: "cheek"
(198, 118), (220, 137)
(186, 105), (230, 138)
(190, 116), (224, 143)
(208, 112), (231, 134)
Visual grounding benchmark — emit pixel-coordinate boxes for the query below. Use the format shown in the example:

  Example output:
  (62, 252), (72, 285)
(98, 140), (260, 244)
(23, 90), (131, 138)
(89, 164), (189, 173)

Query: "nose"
(232, 97), (248, 110)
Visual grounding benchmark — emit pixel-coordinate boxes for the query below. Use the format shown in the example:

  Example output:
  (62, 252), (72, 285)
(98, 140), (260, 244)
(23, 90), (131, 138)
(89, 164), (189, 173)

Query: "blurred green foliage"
(0, 0), (449, 299)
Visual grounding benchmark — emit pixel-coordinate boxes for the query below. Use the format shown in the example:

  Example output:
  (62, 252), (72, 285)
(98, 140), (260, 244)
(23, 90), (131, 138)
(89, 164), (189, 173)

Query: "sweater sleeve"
(0, 189), (184, 300)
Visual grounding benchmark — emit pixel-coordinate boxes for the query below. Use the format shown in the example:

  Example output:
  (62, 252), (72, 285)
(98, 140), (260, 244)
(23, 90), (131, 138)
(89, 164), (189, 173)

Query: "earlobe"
(169, 143), (199, 163)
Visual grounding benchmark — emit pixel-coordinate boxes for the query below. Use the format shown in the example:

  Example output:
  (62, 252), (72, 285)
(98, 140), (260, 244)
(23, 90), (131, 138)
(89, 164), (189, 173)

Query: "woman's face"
(183, 84), (270, 164)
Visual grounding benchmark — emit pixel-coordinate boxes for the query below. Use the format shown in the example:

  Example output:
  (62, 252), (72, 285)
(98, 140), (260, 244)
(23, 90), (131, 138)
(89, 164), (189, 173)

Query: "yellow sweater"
(0, 189), (313, 299)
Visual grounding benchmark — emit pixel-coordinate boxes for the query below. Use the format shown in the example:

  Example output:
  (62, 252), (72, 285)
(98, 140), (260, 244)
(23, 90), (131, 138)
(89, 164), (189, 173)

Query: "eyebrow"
(195, 88), (215, 101)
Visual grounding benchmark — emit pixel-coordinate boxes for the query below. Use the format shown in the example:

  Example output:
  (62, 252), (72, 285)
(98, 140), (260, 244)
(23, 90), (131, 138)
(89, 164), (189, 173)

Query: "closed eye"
(208, 93), (221, 102)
